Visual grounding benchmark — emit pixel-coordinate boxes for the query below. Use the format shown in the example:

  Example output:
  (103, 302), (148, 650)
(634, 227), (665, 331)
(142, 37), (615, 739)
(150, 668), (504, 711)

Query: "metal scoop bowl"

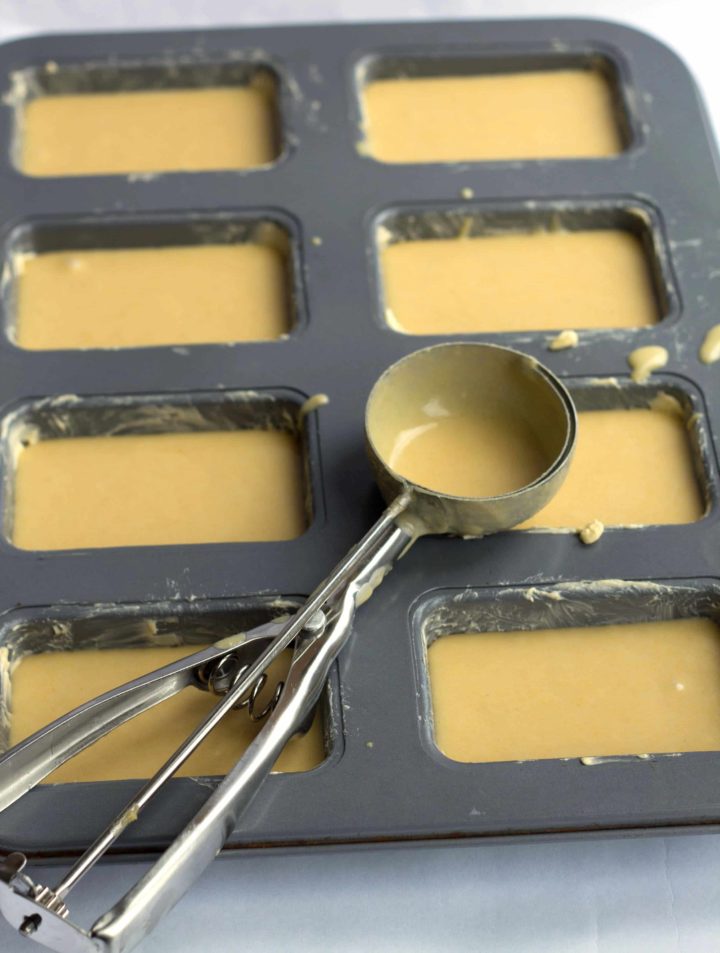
(366, 341), (576, 537)
(0, 342), (576, 953)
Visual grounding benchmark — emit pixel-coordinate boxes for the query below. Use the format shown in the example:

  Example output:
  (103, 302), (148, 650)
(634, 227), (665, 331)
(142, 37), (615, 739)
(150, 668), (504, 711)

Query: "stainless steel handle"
(0, 521), (412, 953)
(93, 523), (410, 953)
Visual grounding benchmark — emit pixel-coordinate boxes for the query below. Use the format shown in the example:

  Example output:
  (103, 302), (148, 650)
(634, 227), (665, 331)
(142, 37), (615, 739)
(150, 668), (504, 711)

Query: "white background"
(2, 3), (720, 951)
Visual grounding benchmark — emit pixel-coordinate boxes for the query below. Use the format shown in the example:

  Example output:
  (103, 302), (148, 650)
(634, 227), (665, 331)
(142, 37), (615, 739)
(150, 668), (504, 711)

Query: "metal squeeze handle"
(95, 523), (411, 953)
(0, 506), (412, 953)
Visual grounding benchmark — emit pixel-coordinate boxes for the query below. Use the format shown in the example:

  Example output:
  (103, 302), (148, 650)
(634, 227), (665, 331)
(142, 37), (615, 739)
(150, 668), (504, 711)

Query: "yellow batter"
(382, 229), (657, 334)
(387, 410), (549, 498)
(522, 405), (703, 528)
(363, 70), (621, 163)
(628, 345), (669, 382)
(429, 618), (720, 762)
(9, 645), (324, 781)
(21, 85), (278, 176)
(13, 429), (306, 550)
(700, 324), (720, 364)
(15, 244), (290, 350)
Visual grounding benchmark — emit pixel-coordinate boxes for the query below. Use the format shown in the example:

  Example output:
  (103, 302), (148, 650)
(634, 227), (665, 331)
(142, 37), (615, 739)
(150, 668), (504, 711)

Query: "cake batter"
(363, 69), (621, 163)
(700, 324), (720, 363)
(21, 85), (278, 176)
(387, 408), (549, 498)
(13, 429), (306, 550)
(382, 229), (657, 334)
(15, 243), (290, 349)
(628, 345), (669, 382)
(428, 618), (720, 762)
(522, 404), (703, 528)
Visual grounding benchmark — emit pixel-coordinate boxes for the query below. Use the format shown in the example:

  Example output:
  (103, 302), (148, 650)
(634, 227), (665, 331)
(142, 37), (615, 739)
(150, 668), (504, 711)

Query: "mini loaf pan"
(0, 18), (718, 861)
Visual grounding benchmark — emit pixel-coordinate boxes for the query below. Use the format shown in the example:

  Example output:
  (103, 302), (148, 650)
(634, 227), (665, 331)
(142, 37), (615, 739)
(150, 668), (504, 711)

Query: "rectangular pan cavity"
(357, 51), (631, 163)
(3, 213), (303, 350)
(0, 388), (317, 550)
(11, 59), (283, 176)
(414, 579), (720, 765)
(375, 202), (673, 335)
(0, 596), (341, 854)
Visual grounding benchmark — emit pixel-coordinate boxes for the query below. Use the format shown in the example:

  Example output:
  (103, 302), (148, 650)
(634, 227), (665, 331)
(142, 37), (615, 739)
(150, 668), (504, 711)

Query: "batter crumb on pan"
(578, 519), (604, 545)
(627, 345), (668, 382)
(699, 323), (720, 363)
(547, 329), (579, 351)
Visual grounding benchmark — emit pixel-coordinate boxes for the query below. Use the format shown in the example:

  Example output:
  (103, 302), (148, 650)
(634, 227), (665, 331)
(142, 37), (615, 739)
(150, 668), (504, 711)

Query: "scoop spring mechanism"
(195, 654), (284, 722)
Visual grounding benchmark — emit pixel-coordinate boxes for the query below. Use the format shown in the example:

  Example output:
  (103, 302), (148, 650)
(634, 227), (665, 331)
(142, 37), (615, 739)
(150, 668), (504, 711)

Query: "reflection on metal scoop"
(0, 343), (576, 953)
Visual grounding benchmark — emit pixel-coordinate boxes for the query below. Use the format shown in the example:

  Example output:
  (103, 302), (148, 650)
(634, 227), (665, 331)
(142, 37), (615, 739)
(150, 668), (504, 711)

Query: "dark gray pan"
(0, 18), (718, 861)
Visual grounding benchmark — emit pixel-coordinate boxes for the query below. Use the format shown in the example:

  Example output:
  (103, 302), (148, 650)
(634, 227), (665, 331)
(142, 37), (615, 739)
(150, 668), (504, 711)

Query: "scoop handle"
(91, 521), (413, 953)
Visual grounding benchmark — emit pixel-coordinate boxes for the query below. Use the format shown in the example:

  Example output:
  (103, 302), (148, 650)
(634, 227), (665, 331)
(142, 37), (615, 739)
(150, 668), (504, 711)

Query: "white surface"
(2, 3), (719, 952)
(7, 835), (720, 953)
